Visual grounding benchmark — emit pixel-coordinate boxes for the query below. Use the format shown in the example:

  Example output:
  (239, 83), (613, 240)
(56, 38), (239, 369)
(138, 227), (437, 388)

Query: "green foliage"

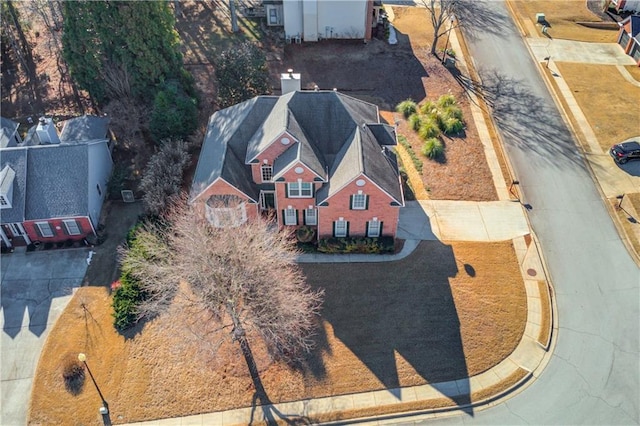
(149, 81), (198, 143)
(395, 99), (417, 119)
(421, 137), (444, 159)
(419, 100), (437, 116)
(441, 117), (464, 135)
(317, 237), (395, 254)
(437, 94), (457, 108)
(408, 113), (422, 131)
(440, 105), (463, 121)
(215, 41), (270, 108)
(112, 225), (149, 331)
(397, 135), (423, 173)
(418, 117), (441, 140)
(62, 1), (186, 103)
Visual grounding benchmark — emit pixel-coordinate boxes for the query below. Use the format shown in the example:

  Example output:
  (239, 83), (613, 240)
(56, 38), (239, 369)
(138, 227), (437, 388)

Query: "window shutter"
(379, 222), (383, 237)
(62, 222), (69, 235)
(365, 195), (369, 210)
(346, 221), (350, 238)
(295, 210), (299, 225)
(285, 184), (289, 198)
(77, 220), (83, 234)
(349, 195), (353, 210)
(333, 221), (336, 238)
(282, 210), (286, 225)
(34, 223), (42, 238)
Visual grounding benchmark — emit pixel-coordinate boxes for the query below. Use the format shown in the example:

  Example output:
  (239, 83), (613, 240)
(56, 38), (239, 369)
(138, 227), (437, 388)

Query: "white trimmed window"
(36, 222), (54, 238)
(367, 218), (381, 237)
(304, 207), (317, 226)
(351, 191), (368, 210)
(205, 203), (247, 228)
(287, 181), (313, 198)
(261, 164), (273, 182)
(284, 207), (297, 225)
(334, 218), (348, 237)
(63, 219), (81, 235)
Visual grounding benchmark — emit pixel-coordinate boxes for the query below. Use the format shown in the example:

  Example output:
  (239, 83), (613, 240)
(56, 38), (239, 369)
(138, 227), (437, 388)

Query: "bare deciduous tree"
(139, 140), (191, 216)
(120, 198), (324, 373)
(420, 0), (461, 56)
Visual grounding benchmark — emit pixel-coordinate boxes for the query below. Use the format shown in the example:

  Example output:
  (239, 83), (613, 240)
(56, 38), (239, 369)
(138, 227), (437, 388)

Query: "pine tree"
(62, 1), (185, 104)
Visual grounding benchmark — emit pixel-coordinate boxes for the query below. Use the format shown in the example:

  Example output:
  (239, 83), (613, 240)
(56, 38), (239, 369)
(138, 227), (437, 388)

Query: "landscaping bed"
(29, 241), (526, 425)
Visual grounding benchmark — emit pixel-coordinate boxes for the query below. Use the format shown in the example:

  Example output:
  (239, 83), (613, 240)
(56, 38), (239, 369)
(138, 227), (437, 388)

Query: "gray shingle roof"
(25, 144), (89, 220)
(193, 91), (403, 205)
(1, 117), (20, 148)
(0, 148), (27, 223)
(59, 115), (109, 143)
(191, 97), (278, 200)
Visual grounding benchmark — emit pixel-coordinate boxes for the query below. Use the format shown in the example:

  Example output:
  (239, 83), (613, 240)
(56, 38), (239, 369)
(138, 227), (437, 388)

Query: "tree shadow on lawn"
(283, 29), (426, 109)
(301, 240), (473, 415)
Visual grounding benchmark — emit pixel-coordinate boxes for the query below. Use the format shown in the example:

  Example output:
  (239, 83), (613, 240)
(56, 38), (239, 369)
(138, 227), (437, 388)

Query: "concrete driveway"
(528, 38), (638, 65)
(1, 248), (89, 426)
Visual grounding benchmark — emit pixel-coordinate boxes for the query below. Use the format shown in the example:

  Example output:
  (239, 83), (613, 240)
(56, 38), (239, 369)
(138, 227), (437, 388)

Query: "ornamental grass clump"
(396, 99), (417, 119)
(408, 113), (422, 131)
(418, 117), (441, 140)
(422, 137), (444, 160)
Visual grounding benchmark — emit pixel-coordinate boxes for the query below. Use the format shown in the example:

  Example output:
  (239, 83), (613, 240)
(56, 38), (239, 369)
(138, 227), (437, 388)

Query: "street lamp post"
(78, 353), (109, 415)
(442, 15), (456, 63)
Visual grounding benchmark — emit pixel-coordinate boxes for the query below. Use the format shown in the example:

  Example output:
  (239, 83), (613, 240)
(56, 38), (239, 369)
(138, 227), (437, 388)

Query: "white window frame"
(63, 219), (81, 236)
(334, 218), (348, 237)
(367, 218), (381, 237)
(36, 221), (54, 238)
(284, 207), (297, 225)
(0, 195), (8, 207)
(304, 207), (317, 226)
(261, 164), (273, 182)
(205, 203), (247, 228)
(268, 7), (278, 25)
(352, 191), (367, 210)
(287, 181), (313, 198)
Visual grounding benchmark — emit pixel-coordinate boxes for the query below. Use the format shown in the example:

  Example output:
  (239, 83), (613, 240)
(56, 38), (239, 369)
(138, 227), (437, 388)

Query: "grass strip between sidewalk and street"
(537, 281), (552, 348)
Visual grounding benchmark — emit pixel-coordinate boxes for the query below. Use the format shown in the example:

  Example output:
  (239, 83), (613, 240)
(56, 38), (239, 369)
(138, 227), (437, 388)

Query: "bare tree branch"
(419, 0), (461, 56)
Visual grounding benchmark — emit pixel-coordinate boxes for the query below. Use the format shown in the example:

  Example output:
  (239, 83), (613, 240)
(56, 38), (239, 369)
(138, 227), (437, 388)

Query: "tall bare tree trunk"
(229, 0), (238, 32)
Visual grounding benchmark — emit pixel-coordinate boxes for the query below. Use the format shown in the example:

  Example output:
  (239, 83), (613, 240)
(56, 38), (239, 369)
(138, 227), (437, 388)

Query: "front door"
(259, 191), (276, 214)
(6, 223), (31, 246)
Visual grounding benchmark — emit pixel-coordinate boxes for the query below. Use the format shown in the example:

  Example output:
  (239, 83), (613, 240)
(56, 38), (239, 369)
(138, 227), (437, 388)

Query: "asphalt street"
(405, 1), (640, 424)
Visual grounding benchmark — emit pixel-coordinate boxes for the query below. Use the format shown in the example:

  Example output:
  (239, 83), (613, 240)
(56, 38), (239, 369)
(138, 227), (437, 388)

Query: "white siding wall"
(317, 0), (367, 39)
(87, 140), (113, 228)
(284, 0), (303, 38)
(284, 0), (367, 41)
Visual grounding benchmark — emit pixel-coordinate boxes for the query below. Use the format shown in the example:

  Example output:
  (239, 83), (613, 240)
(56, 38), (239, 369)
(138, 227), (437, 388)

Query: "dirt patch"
(555, 62), (640, 151)
(29, 241), (526, 425)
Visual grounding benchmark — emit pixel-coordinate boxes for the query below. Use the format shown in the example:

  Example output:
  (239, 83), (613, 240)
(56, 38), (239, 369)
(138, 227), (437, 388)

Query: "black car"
(610, 141), (640, 164)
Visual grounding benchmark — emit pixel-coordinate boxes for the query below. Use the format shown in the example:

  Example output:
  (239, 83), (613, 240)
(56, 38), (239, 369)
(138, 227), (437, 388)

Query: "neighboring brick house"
(0, 116), (112, 249)
(618, 15), (640, 66)
(191, 90), (404, 240)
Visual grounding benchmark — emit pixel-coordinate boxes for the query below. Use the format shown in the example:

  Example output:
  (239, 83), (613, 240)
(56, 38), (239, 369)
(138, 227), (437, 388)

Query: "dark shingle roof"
(0, 148), (28, 223)
(1, 117), (20, 148)
(191, 97), (278, 200)
(59, 115), (109, 143)
(193, 91), (403, 205)
(25, 144), (89, 220)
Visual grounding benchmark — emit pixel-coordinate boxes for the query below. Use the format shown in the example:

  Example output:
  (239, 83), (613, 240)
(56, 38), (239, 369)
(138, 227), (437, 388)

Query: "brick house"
(190, 89), (404, 240)
(618, 15), (640, 66)
(0, 116), (112, 249)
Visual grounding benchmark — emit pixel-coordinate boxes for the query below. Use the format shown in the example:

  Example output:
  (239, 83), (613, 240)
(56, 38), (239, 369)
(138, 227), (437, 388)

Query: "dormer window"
(261, 164), (273, 182)
(0, 165), (15, 209)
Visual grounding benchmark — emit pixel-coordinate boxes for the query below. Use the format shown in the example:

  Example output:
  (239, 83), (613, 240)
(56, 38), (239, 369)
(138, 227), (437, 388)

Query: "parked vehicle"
(610, 140), (640, 164)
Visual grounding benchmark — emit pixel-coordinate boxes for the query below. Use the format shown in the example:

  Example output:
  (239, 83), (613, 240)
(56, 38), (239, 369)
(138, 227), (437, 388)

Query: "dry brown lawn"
(555, 62), (640, 151)
(508, 0), (618, 42)
(624, 65), (640, 83)
(389, 8), (498, 201)
(29, 241), (526, 425)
